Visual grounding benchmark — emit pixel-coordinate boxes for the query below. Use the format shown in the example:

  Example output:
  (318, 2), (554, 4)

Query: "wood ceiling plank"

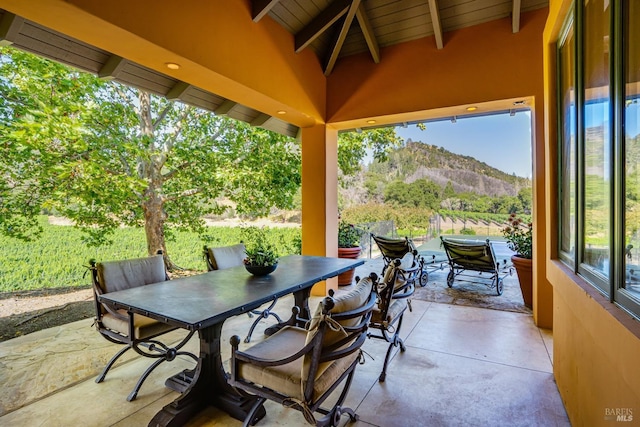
(355, 2), (380, 63)
(252, 0), (282, 22)
(294, 0), (352, 53)
(428, 0), (444, 49)
(324, 0), (361, 75)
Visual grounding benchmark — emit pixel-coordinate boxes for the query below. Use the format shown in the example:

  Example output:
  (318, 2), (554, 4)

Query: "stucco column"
(301, 124), (339, 295)
(532, 101), (554, 329)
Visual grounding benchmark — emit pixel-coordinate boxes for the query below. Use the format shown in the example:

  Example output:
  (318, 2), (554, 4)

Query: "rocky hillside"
(367, 140), (529, 195)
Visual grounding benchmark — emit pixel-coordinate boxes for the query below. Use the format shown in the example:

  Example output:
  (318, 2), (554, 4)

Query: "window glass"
(624, 0), (640, 299)
(583, 0), (611, 275)
(560, 24), (576, 258)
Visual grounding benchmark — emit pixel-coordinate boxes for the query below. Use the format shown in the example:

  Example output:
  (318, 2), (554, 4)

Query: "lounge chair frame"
(440, 237), (513, 296)
(371, 234), (438, 286)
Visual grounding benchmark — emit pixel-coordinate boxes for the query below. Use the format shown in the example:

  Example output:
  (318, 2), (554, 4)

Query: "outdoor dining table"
(98, 254), (365, 427)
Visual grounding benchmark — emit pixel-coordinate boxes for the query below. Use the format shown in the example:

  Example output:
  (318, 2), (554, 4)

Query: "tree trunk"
(138, 91), (175, 269)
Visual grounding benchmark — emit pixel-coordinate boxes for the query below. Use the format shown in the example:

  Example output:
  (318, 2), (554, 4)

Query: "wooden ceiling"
(253, 0), (548, 75)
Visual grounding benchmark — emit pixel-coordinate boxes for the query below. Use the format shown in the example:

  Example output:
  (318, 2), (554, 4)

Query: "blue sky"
(394, 111), (533, 178)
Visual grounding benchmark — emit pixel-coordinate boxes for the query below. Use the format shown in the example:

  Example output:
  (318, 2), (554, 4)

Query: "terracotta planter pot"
(337, 247), (362, 286)
(511, 255), (533, 309)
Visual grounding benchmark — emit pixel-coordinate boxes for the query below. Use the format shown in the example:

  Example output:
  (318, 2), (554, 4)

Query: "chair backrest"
(94, 254), (167, 294)
(372, 234), (414, 259)
(377, 258), (418, 316)
(204, 243), (246, 270)
(440, 237), (498, 272)
(301, 274), (376, 401)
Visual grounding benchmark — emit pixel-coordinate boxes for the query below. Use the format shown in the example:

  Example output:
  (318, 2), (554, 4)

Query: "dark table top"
(98, 255), (364, 330)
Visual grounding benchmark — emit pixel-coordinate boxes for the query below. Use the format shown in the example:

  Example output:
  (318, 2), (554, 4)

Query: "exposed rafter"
(324, 0), (361, 75)
(98, 55), (128, 80)
(295, 0), (351, 53)
(252, 0), (281, 22)
(250, 113), (271, 126)
(428, 0), (444, 49)
(355, 2), (379, 63)
(166, 81), (191, 100)
(0, 11), (24, 46)
(512, 0), (522, 33)
(215, 99), (237, 115)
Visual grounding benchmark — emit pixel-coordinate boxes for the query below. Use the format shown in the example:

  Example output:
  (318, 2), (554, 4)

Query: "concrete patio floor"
(0, 260), (569, 426)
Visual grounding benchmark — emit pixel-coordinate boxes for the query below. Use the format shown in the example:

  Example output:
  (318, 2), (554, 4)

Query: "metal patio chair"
(440, 237), (513, 296)
(371, 233), (432, 286)
(203, 243), (282, 342)
(228, 273), (376, 427)
(89, 253), (196, 401)
(368, 258), (419, 382)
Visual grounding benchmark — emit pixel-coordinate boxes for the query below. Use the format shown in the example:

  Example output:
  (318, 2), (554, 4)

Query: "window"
(558, 0), (640, 318)
(559, 17), (576, 260)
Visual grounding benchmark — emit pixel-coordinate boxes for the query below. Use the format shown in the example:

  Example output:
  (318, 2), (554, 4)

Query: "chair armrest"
(230, 330), (318, 368)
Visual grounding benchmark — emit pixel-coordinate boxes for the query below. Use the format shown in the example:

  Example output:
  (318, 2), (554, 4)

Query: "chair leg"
(242, 397), (267, 427)
(95, 344), (132, 384)
(126, 357), (165, 402)
(317, 365), (359, 427)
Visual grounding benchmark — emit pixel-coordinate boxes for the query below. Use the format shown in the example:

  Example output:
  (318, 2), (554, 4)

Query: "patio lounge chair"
(203, 243), (282, 342)
(368, 258), (419, 382)
(440, 237), (513, 296)
(89, 253), (197, 401)
(228, 273), (377, 427)
(371, 233), (433, 286)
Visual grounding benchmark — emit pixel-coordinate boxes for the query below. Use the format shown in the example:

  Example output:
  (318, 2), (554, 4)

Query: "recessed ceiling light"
(277, 110), (286, 115)
(466, 106), (477, 112)
(367, 120), (376, 124)
(165, 62), (180, 70)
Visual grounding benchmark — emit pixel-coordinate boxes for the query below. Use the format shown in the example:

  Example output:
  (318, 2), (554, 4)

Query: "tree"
(0, 47), (300, 266)
(337, 128), (403, 177)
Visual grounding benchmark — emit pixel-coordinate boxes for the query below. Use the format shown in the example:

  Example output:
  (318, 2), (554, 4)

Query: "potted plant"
(337, 220), (363, 286)
(242, 226), (279, 276)
(503, 213), (533, 308)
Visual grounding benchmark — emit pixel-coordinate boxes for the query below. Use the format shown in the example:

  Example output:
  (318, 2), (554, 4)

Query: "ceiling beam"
(428, 0), (444, 49)
(0, 12), (24, 47)
(215, 99), (237, 115)
(252, 0), (281, 23)
(98, 55), (128, 80)
(295, 0), (351, 53)
(324, 0), (361, 76)
(512, 0), (521, 33)
(250, 113), (271, 126)
(355, 2), (379, 63)
(166, 81), (192, 100)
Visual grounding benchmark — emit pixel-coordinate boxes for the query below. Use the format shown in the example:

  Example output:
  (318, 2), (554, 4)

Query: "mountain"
(343, 140), (531, 205)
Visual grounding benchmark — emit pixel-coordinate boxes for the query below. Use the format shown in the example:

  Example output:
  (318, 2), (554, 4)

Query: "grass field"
(0, 217), (301, 292)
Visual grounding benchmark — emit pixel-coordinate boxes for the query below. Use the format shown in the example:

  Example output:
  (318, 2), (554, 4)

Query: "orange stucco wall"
(544, 0), (640, 424)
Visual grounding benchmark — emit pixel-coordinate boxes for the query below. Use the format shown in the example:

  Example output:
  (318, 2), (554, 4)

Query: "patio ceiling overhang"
(0, 0), (547, 135)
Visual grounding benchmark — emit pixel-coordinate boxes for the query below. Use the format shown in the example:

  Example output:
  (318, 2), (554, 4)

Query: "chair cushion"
(371, 298), (407, 326)
(208, 243), (246, 270)
(238, 326), (359, 401)
(306, 275), (373, 348)
(101, 309), (176, 340)
(97, 255), (166, 293)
